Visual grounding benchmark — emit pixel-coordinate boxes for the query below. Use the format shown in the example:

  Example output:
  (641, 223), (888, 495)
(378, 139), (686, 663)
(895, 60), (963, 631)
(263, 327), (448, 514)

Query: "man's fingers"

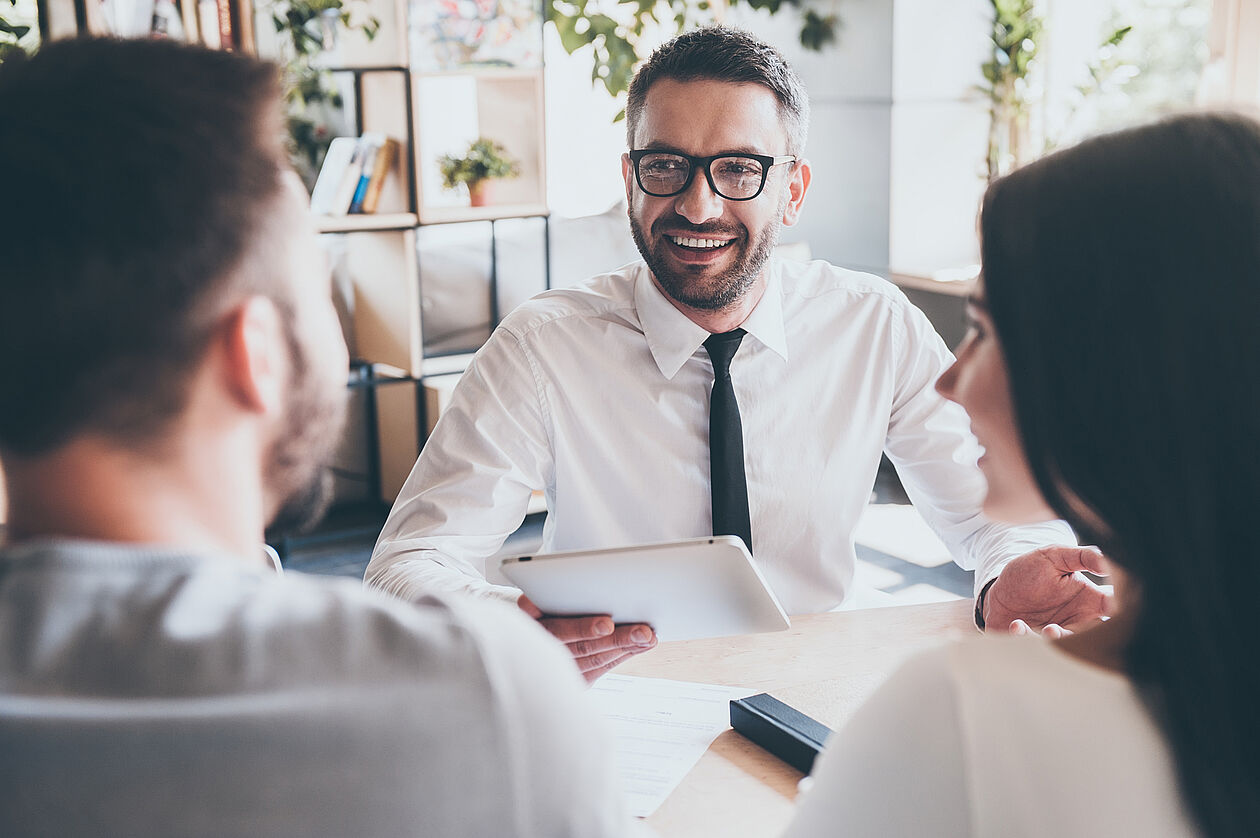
(565, 623), (657, 659)
(580, 650), (642, 683)
(1089, 582), (1114, 618)
(1052, 545), (1110, 576)
(517, 594), (542, 619)
(538, 614), (616, 643)
(1099, 584), (1117, 616)
(1010, 618), (1071, 639)
(1059, 580), (1113, 630)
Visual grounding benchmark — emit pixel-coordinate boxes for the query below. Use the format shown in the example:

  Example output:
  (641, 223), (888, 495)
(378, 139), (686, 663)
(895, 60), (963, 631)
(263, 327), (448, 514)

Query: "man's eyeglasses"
(629, 150), (797, 201)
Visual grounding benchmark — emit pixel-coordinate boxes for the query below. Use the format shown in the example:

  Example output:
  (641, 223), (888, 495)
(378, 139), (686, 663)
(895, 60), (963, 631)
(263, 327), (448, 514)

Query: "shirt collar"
(634, 258), (790, 380)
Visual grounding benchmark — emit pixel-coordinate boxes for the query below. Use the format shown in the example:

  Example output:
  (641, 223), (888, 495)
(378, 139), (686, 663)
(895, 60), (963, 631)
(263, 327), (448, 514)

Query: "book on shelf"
(310, 137), (359, 216)
(233, 0), (255, 52)
(311, 133), (399, 218)
(79, 0), (192, 39)
(196, 0), (220, 48)
(150, 0), (185, 38)
(347, 139), (381, 214)
(179, 0), (252, 50)
(214, 0), (233, 49)
(330, 140), (369, 216)
(178, 0), (199, 41)
(359, 137), (400, 215)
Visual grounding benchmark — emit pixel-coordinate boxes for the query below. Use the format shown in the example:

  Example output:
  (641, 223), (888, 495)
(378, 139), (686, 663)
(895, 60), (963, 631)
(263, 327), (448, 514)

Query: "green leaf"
(585, 12), (620, 38)
(799, 11), (837, 52)
(552, 14), (589, 55)
(1106, 25), (1132, 47)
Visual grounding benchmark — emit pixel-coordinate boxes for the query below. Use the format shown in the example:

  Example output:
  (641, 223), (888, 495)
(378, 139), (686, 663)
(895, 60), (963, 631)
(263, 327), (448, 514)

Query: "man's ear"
(781, 158), (811, 227)
(217, 295), (287, 416)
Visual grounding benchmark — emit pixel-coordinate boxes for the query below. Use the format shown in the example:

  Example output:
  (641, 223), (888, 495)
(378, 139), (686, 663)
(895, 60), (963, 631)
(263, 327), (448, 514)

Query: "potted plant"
(439, 138), (519, 207)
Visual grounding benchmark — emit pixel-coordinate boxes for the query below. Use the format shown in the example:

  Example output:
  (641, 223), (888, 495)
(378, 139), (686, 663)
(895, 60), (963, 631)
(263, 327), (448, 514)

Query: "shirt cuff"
(973, 575), (999, 632)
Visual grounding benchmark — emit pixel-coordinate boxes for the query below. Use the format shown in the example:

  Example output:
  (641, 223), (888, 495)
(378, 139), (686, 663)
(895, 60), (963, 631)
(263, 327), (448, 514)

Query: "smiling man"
(368, 27), (1108, 681)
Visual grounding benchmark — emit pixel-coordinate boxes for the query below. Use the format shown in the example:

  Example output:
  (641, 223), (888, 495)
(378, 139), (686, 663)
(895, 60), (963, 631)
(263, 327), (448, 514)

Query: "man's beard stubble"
(628, 201), (783, 313)
(264, 328), (347, 536)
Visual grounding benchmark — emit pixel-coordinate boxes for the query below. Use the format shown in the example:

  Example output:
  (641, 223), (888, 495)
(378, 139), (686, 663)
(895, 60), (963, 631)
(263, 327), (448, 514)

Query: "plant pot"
(468, 180), (492, 207)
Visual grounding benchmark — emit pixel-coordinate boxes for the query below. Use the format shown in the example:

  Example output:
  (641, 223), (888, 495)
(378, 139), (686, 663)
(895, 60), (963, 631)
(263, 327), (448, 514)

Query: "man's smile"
(667, 235), (734, 250)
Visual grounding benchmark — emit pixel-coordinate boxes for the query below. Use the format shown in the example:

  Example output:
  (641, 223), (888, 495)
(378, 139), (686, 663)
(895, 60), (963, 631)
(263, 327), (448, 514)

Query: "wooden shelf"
(316, 212), (419, 234)
(421, 352), (477, 377)
(417, 203), (548, 225)
(888, 271), (976, 299)
(314, 63), (409, 74)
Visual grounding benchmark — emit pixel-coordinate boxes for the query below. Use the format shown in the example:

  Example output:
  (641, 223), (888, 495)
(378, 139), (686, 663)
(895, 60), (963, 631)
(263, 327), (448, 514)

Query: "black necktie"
(704, 329), (752, 553)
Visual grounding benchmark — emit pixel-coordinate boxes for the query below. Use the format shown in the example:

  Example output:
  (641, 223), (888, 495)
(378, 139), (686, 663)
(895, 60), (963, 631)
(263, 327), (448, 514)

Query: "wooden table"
(619, 599), (974, 838)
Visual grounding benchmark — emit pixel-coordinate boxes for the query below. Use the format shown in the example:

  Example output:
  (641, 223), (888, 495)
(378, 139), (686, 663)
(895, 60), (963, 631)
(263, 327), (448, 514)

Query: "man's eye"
(717, 161), (760, 176)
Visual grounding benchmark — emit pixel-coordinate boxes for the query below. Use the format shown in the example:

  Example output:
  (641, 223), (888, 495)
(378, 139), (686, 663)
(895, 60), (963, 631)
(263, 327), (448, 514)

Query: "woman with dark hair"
(783, 112), (1260, 837)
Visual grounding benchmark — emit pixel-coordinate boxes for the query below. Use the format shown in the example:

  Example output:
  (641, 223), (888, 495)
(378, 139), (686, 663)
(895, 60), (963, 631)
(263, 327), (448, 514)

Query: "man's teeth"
(669, 236), (732, 249)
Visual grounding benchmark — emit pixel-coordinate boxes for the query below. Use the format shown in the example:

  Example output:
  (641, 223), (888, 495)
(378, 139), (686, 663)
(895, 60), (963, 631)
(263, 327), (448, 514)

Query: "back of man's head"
(0, 38), (286, 458)
(625, 26), (810, 155)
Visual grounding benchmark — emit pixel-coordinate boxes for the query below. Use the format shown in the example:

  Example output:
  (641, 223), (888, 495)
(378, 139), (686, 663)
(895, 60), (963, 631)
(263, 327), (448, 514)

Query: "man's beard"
(264, 328), (347, 536)
(628, 204), (782, 312)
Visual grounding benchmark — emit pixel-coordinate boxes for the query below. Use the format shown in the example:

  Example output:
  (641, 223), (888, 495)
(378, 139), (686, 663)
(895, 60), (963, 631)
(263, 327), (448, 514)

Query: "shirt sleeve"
(882, 293), (1076, 596)
(782, 646), (973, 838)
(457, 598), (630, 838)
(365, 326), (554, 604)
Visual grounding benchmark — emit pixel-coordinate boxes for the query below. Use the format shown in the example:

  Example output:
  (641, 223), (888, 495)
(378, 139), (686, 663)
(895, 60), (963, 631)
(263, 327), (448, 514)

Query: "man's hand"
(518, 595), (657, 683)
(983, 546), (1113, 634)
(1010, 619), (1071, 638)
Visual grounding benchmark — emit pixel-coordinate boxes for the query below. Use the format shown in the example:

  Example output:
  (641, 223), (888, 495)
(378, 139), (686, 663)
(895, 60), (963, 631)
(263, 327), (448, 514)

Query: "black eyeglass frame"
(628, 149), (798, 201)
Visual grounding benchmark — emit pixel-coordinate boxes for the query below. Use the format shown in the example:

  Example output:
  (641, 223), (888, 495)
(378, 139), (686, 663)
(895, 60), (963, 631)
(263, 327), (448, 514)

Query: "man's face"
(263, 175), (350, 533)
(622, 78), (807, 311)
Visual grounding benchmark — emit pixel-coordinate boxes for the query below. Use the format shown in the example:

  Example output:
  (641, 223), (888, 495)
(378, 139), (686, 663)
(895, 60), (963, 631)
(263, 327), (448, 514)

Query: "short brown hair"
(625, 26), (810, 155)
(0, 38), (287, 456)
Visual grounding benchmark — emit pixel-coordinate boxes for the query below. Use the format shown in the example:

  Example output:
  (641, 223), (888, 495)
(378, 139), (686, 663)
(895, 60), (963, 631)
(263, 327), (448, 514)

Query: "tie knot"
(703, 328), (746, 376)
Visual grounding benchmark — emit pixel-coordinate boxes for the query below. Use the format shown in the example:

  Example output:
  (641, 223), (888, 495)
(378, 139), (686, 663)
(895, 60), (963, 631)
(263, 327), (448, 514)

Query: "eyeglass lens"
(637, 153), (766, 199)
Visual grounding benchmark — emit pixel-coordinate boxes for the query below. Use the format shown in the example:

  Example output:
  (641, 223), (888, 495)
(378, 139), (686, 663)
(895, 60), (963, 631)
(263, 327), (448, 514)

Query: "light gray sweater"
(0, 539), (625, 838)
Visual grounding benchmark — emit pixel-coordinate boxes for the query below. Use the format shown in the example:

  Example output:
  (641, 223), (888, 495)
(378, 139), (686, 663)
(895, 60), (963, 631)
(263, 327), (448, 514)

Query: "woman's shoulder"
(930, 636), (1196, 837)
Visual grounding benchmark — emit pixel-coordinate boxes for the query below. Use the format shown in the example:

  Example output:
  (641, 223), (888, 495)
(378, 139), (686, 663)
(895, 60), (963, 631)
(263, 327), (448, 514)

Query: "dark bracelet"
(974, 576), (999, 631)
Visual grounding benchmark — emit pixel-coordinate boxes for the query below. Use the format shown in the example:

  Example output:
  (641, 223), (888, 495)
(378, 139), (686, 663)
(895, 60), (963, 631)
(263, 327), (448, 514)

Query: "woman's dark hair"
(980, 111), (1260, 836)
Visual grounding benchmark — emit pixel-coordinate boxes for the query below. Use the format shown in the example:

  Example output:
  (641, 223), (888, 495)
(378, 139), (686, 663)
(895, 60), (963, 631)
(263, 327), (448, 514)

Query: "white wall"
(542, 27), (632, 218)
(888, 0), (990, 276)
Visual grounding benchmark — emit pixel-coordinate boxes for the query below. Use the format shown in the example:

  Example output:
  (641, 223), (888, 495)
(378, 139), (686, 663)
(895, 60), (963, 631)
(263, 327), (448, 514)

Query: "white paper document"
(588, 674), (754, 817)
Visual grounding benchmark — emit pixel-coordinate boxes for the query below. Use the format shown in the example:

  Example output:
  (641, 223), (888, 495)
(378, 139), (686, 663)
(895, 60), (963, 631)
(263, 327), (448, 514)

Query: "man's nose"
(674, 168), (724, 225)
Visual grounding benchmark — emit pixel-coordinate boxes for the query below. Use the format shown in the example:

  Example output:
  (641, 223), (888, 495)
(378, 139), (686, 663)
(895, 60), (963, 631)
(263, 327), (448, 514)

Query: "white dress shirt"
(0, 539), (627, 838)
(784, 636), (1199, 837)
(368, 257), (1072, 614)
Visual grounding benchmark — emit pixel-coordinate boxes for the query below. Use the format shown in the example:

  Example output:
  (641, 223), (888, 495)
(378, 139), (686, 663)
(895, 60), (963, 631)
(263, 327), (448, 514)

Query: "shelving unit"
(310, 0), (552, 504)
(316, 213), (419, 234)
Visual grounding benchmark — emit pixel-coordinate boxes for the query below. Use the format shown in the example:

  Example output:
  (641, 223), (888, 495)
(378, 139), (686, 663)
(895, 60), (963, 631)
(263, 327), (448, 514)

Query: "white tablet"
(499, 535), (790, 642)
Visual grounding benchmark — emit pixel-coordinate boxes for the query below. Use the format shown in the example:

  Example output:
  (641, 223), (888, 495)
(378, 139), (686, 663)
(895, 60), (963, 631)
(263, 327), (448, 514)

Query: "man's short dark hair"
(0, 38), (287, 456)
(625, 26), (810, 155)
